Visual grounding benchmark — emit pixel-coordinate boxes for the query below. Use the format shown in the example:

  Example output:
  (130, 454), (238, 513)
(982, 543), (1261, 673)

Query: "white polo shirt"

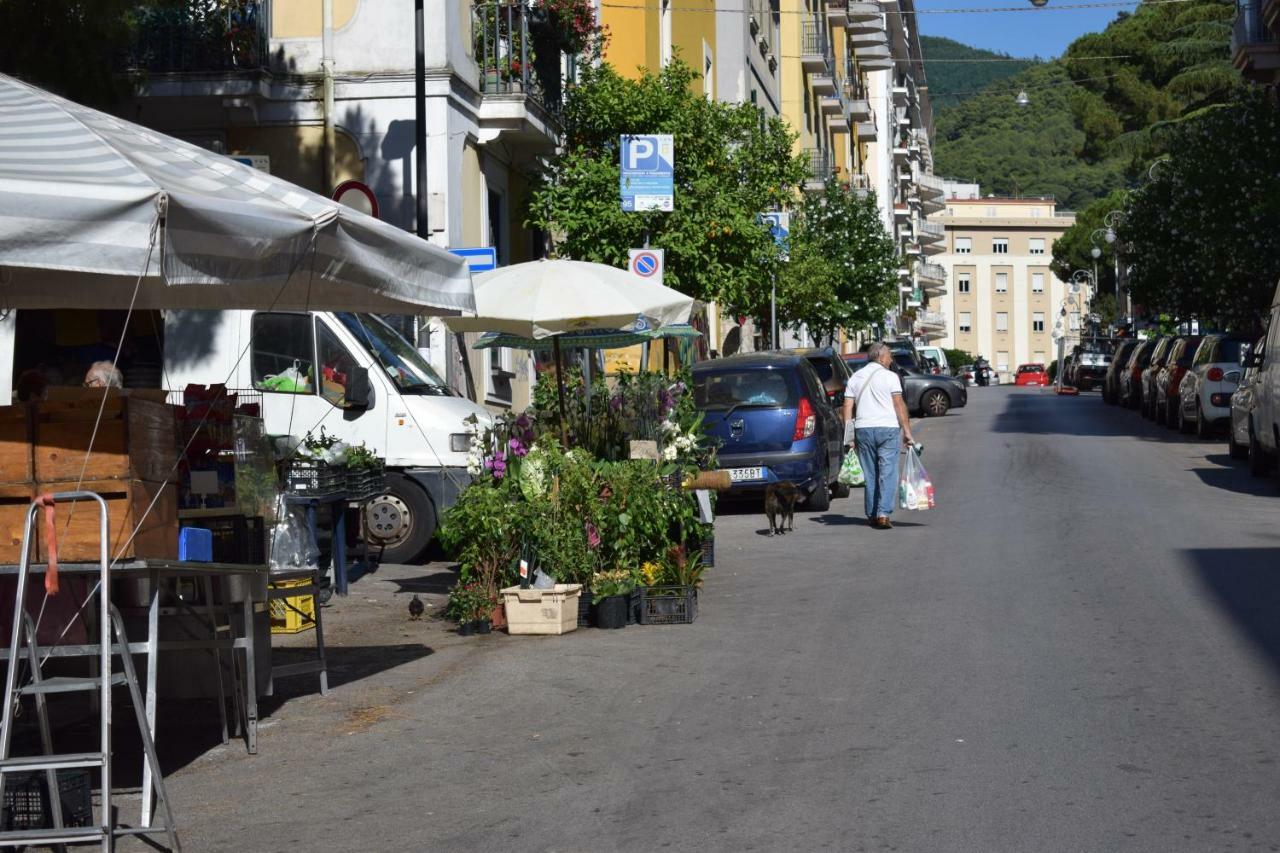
(845, 363), (903, 429)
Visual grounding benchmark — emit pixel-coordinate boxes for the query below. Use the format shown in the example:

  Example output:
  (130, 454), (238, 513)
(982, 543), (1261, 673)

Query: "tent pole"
(554, 337), (568, 447)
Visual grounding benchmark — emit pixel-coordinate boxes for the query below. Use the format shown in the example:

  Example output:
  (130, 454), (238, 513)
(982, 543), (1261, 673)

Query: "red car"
(1014, 363), (1050, 386)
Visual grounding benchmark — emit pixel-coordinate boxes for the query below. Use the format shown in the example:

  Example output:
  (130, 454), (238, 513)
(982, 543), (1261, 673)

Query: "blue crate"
(179, 527), (213, 562)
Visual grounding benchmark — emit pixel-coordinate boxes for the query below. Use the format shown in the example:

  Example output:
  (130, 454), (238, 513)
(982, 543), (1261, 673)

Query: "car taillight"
(794, 397), (816, 440)
(1210, 393), (1230, 407)
(1207, 367), (1224, 382)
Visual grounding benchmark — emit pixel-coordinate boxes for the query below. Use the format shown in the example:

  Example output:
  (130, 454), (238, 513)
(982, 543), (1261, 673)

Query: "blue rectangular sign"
(450, 247), (497, 273)
(620, 134), (674, 212)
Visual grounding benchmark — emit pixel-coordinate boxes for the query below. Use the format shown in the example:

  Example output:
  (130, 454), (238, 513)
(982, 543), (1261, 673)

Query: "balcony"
(850, 172), (872, 199)
(803, 148), (836, 191)
(846, 97), (872, 122)
(811, 60), (837, 96)
(916, 311), (948, 339)
(129, 1), (268, 73)
(845, 2), (884, 24)
(918, 262), (946, 286)
(827, 0), (849, 26)
(828, 112), (851, 134)
(893, 203), (910, 222)
(802, 20), (830, 72)
(1232, 2), (1280, 82)
(892, 144), (909, 163)
(916, 219), (945, 243)
(854, 42), (892, 69)
(892, 84), (910, 107)
(855, 121), (877, 142)
(472, 2), (570, 147)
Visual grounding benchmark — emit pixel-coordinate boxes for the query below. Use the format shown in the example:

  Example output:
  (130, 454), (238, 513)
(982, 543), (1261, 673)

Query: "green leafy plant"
(345, 443), (381, 470)
(590, 568), (633, 604)
(446, 579), (497, 624)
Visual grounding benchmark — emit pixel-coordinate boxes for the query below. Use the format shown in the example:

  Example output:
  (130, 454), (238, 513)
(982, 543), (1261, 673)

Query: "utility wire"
(597, 0), (1197, 13)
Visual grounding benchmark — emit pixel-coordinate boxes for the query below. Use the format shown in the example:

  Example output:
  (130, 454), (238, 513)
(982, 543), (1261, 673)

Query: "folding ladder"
(0, 492), (180, 851)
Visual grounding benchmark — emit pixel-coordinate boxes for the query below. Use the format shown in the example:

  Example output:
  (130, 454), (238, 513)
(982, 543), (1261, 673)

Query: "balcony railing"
(918, 262), (946, 284)
(917, 310), (947, 328)
(803, 148), (835, 187)
(802, 19), (829, 68)
(1234, 1), (1275, 47)
(129, 1), (268, 73)
(473, 2), (570, 114)
(917, 220), (945, 240)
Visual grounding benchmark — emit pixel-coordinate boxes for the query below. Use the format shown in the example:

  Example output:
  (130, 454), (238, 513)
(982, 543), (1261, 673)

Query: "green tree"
(922, 36), (1040, 113)
(527, 60), (806, 314)
(1118, 90), (1280, 332)
(1050, 188), (1131, 296)
(778, 179), (898, 341)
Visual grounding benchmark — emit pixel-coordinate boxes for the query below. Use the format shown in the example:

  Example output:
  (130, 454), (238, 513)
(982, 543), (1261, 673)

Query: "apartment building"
(125, 0), (569, 411)
(1231, 0), (1280, 84)
(932, 196), (1078, 379)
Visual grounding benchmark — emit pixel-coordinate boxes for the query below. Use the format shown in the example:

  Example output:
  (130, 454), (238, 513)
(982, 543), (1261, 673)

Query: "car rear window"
(1218, 339), (1247, 363)
(1017, 365), (1044, 374)
(845, 359), (872, 373)
(1176, 338), (1202, 366)
(694, 369), (798, 409)
(806, 357), (834, 383)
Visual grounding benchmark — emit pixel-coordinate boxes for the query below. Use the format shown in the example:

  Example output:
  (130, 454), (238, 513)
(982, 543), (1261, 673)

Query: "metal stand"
(0, 492), (181, 851)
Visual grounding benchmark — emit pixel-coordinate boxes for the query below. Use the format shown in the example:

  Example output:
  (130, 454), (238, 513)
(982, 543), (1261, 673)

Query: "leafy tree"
(778, 180), (898, 341)
(527, 60), (806, 314)
(1118, 90), (1280, 332)
(1050, 188), (1131, 296)
(944, 348), (975, 370)
(922, 36), (1039, 113)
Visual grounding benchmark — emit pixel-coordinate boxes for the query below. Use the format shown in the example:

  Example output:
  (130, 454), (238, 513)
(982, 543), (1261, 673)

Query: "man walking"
(842, 342), (914, 529)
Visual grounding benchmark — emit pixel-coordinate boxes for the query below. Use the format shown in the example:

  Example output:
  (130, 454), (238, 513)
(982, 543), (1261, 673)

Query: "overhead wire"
(594, 0), (1198, 14)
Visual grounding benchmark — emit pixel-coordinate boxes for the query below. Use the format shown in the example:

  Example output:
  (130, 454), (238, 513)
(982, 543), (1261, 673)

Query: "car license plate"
(728, 467), (764, 482)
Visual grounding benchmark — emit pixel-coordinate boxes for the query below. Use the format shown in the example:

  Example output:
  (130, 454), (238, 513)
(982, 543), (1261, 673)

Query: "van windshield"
(336, 313), (453, 396)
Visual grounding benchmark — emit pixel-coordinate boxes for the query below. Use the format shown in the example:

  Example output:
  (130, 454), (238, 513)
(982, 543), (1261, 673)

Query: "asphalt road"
(166, 386), (1280, 852)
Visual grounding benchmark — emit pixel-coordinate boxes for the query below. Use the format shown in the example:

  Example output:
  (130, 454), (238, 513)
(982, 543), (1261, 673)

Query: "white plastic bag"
(898, 446), (934, 511)
(269, 502), (320, 574)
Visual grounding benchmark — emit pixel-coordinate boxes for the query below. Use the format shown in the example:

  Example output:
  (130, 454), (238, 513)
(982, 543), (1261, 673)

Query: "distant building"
(932, 195), (1077, 379)
(1231, 0), (1280, 84)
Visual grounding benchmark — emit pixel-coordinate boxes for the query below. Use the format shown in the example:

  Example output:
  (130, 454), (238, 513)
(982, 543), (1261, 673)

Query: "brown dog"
(764, 482), (799, 536)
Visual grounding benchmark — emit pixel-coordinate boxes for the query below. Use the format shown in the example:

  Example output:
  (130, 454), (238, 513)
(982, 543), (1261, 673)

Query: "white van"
(916, 346), (950, 375)
(3, 309), (490, 563)
(1249, 279), (1280, 474)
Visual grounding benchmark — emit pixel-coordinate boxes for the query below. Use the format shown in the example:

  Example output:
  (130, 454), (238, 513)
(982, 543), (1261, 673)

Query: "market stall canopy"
(472, 323), (702, 351)
(0, 73), (472, 314)
(445, 259), (692, 339)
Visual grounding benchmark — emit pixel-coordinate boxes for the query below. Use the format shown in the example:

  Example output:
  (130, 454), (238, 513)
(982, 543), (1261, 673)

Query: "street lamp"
(1015, 90), (1030, 107)
(1102, 210), (1128, 327)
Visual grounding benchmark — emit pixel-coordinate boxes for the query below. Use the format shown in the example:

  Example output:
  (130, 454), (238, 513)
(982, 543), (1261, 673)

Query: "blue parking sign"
(620, 134), (674, 212)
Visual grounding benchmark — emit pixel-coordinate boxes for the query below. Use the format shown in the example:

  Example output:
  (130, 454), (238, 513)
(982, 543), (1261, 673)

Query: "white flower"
(662, 445), (678, 462)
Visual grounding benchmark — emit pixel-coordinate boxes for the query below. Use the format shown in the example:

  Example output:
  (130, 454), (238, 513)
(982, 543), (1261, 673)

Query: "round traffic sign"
(332, 180), (379, 219)
(631, 251), (660, 277)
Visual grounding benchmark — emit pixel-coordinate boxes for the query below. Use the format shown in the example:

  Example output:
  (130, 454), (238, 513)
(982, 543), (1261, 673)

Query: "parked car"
(1247, 277), (1280, 478)
(954, 364), (975, 387)
(1175, 334), (1250, 437)
(1072, 343), (1112, 391)
(916, 346), (951, 376)
(1153, 335), (1202, 427)
(1121, 339), (1154, 409)
(1140, 336), (1175, 419)
(1228, 336), (1266, 460)
(846, 347), (968, 417)
(1014, 363), (1050, 386)
(1102, 340), (1140, 405)
(781, 347), (851, 408)
(692, 353), (844, 510)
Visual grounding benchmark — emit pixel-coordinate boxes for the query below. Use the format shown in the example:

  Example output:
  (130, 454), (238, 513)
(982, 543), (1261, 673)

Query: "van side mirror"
(345, 366), (373, 410)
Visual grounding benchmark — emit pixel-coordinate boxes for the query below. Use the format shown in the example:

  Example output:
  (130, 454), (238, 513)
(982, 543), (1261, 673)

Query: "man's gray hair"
(866, 342), (891, 362)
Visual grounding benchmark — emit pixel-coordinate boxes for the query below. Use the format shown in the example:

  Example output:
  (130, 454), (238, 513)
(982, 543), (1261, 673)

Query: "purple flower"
(609, 394), (623, 412)
(515, 414), (532, 431)
(508, 437), (529, 458)
(659, 390), (676, 414)
(585, 521), (600, 549)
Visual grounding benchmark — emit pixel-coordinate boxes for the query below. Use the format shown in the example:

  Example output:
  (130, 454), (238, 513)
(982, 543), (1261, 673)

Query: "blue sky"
(917, 0), (1133, 59)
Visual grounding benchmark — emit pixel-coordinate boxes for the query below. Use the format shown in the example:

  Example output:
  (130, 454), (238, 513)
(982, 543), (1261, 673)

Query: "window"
(252, 313), (315, 394)
(996, 312), (1009, 332)
(958, 312), (972, 333)
(317, 324), (357, 406)
(957, 273), (971, 294)
(995, 272), (1008, 293)
(1070, 311), (1081, 331)
(955, 237), (972, 255)
(993, 238), (1009, 254)
(985, 206), (998, 218)
(997, 351), (1009, 372)
(1033, 312), (1045, 333)
(1029, 238), (1045, 255)
(1032, 272), (1045, 293)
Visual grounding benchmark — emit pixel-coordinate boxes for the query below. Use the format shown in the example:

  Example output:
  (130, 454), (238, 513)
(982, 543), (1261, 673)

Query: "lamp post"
(1056, 270), (1093, 390)
(1102, 210), (1126, 328)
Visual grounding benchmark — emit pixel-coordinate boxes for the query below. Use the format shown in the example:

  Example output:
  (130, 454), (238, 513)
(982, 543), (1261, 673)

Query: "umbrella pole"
(584, 349), (593, 419)
(554, 336), (569, 447)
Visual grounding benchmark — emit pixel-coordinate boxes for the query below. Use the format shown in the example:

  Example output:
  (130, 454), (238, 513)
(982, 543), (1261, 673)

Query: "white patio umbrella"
(0, 72), (472, 314)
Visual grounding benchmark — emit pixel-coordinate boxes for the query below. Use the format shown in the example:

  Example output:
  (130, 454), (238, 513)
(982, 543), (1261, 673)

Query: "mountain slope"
(921, 36), (1039, 113)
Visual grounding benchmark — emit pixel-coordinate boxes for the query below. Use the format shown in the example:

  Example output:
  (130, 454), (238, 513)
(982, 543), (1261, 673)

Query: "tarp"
(0, 73), (473, 314)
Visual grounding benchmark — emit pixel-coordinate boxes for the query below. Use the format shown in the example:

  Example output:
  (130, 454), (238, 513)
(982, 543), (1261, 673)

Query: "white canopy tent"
(0, 72), (473, 314)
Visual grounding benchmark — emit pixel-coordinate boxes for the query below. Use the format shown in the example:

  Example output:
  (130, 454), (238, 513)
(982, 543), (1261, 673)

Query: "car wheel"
(1176, 401), (1192, 433)
(1248, 422), (1270, 478)
(1194, 401), (1211, 440)
(807, 467), (832, 512)
(364, 473), (437, 564)
(1228, 423), (1249, 460)
(922, 389), (950, 417)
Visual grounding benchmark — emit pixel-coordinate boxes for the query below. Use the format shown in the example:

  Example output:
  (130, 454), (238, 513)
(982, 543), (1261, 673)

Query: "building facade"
(1232, 0), (1280, 84)
(932, 196), (1078, 379)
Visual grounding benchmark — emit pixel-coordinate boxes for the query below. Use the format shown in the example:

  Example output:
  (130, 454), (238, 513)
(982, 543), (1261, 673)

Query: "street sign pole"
(771, 273), (777, 349)
(759, 211), (789, 350)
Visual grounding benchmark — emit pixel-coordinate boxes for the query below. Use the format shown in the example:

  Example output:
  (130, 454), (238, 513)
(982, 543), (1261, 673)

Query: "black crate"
(1, 770), (93, 831)
(285, 459), (344, 496)
(198, 515), (266, 564)
(639, 586), (698, 625)
(577, 588), (592, 627)
(345, 465), (385, 502)
(698, 535), (714, 568)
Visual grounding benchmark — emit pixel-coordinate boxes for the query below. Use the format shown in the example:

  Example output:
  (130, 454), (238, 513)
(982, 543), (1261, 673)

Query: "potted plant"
(590, 569), (633, 629)
(639, 546), (705, 625)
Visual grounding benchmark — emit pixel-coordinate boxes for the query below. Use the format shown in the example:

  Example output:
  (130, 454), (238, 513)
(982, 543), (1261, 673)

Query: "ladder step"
(0, 826), (106, 846)
(0, 752), (104, 771)
(18, 673), (126, 695)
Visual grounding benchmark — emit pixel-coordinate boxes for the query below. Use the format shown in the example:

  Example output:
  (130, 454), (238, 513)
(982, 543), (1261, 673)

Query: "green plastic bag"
(838, 450), (865, 487)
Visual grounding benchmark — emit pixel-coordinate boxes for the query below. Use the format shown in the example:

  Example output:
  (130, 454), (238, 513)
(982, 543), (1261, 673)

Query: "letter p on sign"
(626, 138), (656, 170)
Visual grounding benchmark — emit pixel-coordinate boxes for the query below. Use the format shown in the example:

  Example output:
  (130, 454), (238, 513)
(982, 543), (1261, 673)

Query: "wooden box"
(34, 395), (178, 485)
(0, 483), (34, 564)
(0, 404), (33, 484)
(36, 480), (177, 563)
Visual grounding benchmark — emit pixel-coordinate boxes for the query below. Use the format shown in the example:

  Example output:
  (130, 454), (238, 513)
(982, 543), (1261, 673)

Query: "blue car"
(692, 353), (846, 511)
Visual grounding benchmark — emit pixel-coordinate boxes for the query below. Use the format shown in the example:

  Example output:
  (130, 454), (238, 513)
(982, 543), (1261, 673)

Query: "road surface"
(166, 386), (1280, 852)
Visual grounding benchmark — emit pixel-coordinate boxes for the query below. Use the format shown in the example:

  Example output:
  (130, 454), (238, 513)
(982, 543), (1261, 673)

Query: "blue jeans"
(854, 427), (901, 519)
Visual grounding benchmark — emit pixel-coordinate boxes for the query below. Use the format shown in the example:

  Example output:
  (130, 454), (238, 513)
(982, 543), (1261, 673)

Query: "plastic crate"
(269, 577), (316, 634)
(698, 535), (714, 568)
(345, 465), (385, 502)
(639, 586), (698, 625)
(501, 584), (582, 635)
(198, 515), (266, 564)
(285, 459), (344, 496)
(1, 770), (92, 831)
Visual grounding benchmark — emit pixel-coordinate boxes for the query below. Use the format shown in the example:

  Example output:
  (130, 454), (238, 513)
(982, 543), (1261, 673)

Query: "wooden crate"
(34, 395), (178, 484)
(0, 405), (33, 484)
(0, 483), (34, 564)
(36, 480), (177, 563)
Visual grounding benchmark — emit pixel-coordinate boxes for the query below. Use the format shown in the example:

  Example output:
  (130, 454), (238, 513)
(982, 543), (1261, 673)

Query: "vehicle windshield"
(695, 369), (797, 409)
(893, 352), (917, 371)
(1018, 365), (1044, 374)
(1176, 338), (1203, 367)
(1219, 339), (1248, 364)
(335, 313), (453, 396)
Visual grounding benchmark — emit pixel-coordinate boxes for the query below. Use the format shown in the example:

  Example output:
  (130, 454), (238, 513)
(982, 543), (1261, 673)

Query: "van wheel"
(364, 473), (437, 564)
(922, 389), (949, 417)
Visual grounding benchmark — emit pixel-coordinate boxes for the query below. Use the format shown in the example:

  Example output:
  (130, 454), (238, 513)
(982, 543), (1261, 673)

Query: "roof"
(692, 352), (806, 372)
